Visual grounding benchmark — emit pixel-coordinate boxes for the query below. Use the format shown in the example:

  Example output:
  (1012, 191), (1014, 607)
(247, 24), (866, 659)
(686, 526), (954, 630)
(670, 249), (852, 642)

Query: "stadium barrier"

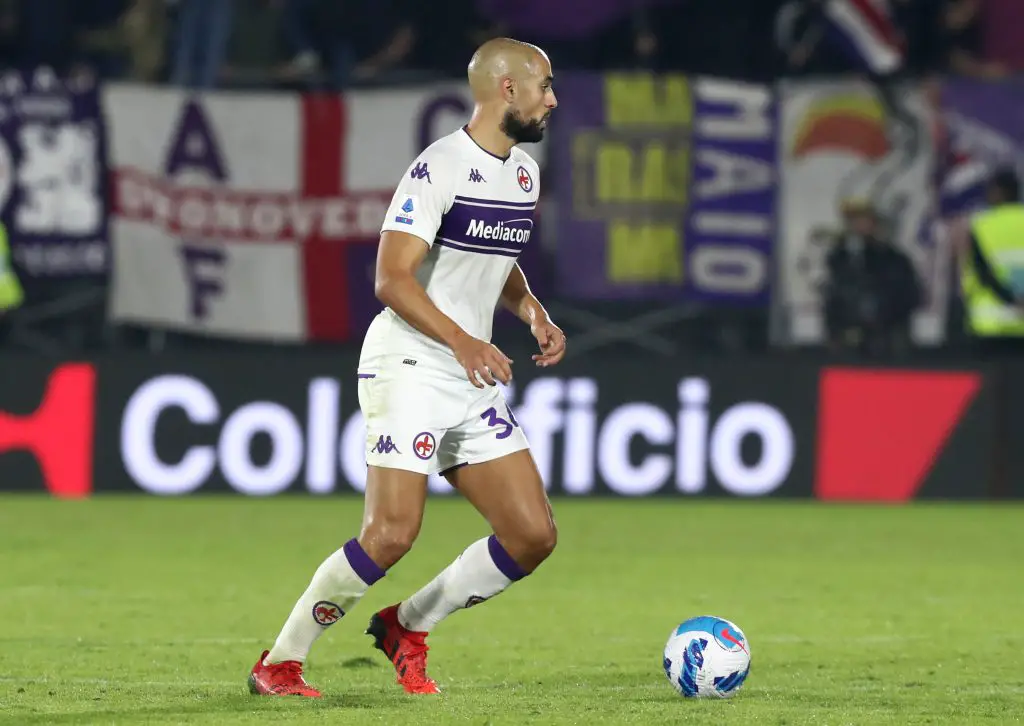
(0, 353), (1003, 500)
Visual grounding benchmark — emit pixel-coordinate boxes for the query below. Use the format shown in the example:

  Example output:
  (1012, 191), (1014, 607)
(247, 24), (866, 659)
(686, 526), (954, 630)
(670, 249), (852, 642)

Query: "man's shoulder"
(510, 146), (540, 173)
(404, 132), (473, 186)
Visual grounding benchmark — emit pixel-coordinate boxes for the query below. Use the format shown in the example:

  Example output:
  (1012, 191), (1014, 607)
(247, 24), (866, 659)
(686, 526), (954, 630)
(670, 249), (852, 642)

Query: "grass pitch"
(1, 496), (1023, 725)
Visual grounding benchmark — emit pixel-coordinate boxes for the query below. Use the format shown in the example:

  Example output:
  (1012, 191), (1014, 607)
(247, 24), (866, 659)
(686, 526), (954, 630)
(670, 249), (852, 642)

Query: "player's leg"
(249, 466), (427, 696)
(263, 466), (426, 660)
(395, 449), (555, 634)
(250, 371), (440, 697)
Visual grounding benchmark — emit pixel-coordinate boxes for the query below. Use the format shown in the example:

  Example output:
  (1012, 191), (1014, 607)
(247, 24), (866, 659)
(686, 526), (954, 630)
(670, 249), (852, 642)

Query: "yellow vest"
(963, 204), (1024, 337)
(0, 223), (23, 312)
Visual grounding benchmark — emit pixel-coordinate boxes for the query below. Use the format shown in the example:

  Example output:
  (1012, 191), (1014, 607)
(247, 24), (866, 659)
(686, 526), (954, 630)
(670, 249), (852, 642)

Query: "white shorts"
(358, 363), (530, 476)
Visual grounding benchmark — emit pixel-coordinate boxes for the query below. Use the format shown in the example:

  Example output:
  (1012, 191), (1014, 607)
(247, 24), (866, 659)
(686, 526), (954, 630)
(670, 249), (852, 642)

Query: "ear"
(501, 77), (516, 103)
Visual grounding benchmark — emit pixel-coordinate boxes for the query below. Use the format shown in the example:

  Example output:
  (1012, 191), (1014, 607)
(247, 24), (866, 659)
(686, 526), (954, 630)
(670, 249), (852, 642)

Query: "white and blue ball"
(663, 616), (751, 698)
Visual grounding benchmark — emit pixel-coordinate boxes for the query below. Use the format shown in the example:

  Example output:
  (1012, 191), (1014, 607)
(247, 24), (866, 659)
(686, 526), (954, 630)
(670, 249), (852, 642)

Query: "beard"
(501, 108), (547, 144)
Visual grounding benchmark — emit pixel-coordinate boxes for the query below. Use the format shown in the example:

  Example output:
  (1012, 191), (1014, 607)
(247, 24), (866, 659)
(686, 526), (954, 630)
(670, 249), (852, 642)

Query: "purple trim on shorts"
(439, 462), (468, 478)
(343, 538), (386, 585)
(487, 535), (527, 582)
(357, 373), (376, 379)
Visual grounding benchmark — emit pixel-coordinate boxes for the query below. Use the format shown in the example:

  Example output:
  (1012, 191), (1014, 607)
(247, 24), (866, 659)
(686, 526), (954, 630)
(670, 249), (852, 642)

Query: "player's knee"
(359, 515), (421, 568)
(509, 519), (557, 568)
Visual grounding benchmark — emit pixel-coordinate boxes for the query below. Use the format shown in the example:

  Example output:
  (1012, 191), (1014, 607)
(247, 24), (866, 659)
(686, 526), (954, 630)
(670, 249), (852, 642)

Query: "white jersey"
(359, 127), (540, 375)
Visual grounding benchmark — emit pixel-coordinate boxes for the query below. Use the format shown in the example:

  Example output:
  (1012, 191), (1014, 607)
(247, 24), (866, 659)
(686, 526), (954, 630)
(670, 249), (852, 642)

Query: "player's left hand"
(531, 319), (566, 367)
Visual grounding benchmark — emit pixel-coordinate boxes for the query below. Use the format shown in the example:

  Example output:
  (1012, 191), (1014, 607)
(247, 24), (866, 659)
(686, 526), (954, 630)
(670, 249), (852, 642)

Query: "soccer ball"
(663, 616), (751, 698)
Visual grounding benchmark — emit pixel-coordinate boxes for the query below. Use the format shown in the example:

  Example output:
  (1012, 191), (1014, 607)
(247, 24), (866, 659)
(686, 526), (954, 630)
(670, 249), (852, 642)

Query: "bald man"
(249, 38), (563, 698)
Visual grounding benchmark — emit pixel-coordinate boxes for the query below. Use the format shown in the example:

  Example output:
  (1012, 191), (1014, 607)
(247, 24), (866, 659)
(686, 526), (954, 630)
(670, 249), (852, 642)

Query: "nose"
(547, 91), (558, 110)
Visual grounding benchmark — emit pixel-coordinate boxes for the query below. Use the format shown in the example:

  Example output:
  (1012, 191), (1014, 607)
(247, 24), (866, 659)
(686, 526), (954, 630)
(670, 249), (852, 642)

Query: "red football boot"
(366, 604), (440, 694)
(248, 650), (322, 697)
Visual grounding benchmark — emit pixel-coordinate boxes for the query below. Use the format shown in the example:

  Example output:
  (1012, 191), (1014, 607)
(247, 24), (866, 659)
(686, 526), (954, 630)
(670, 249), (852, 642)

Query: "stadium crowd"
(0, 0), (1022, 358)
(0, 0), (1017, 88)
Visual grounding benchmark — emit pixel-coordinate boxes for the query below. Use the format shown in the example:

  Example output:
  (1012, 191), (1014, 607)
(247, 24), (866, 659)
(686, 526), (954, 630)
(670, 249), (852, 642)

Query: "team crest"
(312, 600), (344, 626)
(516, 165), (533, 193)
(413, 432), (436, 460)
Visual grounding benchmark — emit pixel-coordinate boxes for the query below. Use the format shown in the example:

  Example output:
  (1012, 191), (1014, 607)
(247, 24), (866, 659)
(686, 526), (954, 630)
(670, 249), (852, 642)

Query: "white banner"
(776, 79), (950, 345)
(104, 82), (547, 341)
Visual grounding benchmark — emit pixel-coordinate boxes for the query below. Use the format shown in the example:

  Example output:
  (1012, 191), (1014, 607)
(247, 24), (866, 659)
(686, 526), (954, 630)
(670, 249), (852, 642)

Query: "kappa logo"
(410, 162), (432, 184)
(312, 600), (344, 626)
(413, 432), (436, 460)
(468, 168), (485, 183)
(372, 435), (401, 455)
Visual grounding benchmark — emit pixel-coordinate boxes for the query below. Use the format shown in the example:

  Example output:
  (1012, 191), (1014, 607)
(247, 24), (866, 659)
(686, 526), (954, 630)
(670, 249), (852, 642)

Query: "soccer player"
(249, 37), (563, 697)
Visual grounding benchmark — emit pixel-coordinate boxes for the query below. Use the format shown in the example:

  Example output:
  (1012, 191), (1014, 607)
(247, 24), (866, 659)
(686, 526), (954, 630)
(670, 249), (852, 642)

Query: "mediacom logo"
(117, 373), (796, 497)
(0, 363), (97, 497)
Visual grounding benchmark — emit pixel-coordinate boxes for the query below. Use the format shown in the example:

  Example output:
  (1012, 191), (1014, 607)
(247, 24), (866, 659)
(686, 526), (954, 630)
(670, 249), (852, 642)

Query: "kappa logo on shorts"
(413, 432), (436, 460)
(312, 600), (344, 626)
(371, 435), (401, 454)
(402, 358), (417, 366)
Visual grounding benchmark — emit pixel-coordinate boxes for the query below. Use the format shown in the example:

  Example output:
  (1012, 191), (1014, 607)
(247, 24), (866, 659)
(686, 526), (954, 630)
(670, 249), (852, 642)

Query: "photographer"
(824, 199), (921, 356)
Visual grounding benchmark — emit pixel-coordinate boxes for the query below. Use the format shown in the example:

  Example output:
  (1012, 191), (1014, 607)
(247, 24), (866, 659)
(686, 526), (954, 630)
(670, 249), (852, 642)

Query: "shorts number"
(481, 405), (519, 439)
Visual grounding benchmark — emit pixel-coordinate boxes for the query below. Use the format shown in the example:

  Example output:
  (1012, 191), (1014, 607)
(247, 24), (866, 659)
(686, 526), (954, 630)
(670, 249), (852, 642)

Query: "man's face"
(501, 54), (557, 144)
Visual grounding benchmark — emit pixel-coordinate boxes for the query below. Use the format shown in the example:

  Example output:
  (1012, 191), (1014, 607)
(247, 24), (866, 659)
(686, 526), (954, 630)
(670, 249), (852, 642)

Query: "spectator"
(282, 0), (418, 87)
(411, 0), (507, 79)
(169, 0), (235, 89)
(76, 0), (168, 82)
(824, 199), (921, 356)
(938, 0), (1008, 79)
(981, 0), (1024, 73)
(961, 168), (1024, 353)
(18, 0), (77, 73)
(0, 220), (24, 348)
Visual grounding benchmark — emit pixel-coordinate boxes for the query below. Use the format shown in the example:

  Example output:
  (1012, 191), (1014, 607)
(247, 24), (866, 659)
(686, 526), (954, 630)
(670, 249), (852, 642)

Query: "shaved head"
(466, 38), (556, 146)
(468, 38), (550, 100)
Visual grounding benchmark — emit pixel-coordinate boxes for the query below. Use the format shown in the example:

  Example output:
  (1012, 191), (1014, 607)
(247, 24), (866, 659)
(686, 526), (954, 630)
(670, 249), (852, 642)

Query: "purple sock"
(487, 534), (528, 582)
(343, 538), (386, 586)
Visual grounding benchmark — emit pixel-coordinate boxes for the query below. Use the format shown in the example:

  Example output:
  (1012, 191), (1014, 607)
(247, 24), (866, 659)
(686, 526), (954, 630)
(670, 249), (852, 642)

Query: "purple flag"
(938, 78), (1024, 218)
(550, 73), (777, 305)
(0, 68), (110, 277)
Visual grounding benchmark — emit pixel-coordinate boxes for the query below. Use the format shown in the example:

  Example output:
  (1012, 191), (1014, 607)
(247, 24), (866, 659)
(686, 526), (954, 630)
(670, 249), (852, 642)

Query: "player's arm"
(375, 233), (513, 387)
(499, 262), (548, 326)
(500, 263), (567, 367)
(374, 232), (468, 349)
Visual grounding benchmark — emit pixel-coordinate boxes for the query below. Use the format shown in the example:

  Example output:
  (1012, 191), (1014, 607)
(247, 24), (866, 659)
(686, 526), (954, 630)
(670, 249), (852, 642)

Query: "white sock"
(397, 535), (527, 633)
(265, 538), (385, 664)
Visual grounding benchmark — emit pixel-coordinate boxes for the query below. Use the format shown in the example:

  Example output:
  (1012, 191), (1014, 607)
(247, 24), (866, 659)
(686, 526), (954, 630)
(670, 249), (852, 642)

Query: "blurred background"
(2, 0), (1024, 501)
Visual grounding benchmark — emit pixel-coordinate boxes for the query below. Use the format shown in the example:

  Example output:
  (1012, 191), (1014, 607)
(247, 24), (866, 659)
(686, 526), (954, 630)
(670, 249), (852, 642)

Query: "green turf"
(1, 496), (1023, 725)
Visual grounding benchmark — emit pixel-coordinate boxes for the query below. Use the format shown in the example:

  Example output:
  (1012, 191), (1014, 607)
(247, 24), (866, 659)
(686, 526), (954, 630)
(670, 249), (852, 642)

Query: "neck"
(466, 108), (515, 159)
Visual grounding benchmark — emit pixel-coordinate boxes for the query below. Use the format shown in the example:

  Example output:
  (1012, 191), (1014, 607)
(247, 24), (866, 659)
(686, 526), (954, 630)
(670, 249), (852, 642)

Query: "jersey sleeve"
(379, 152), (456, 247)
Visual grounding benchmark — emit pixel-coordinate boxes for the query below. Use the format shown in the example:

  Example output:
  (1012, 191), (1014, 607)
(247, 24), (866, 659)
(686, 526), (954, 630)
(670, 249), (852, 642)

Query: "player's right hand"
(452, 334), (513, 388)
